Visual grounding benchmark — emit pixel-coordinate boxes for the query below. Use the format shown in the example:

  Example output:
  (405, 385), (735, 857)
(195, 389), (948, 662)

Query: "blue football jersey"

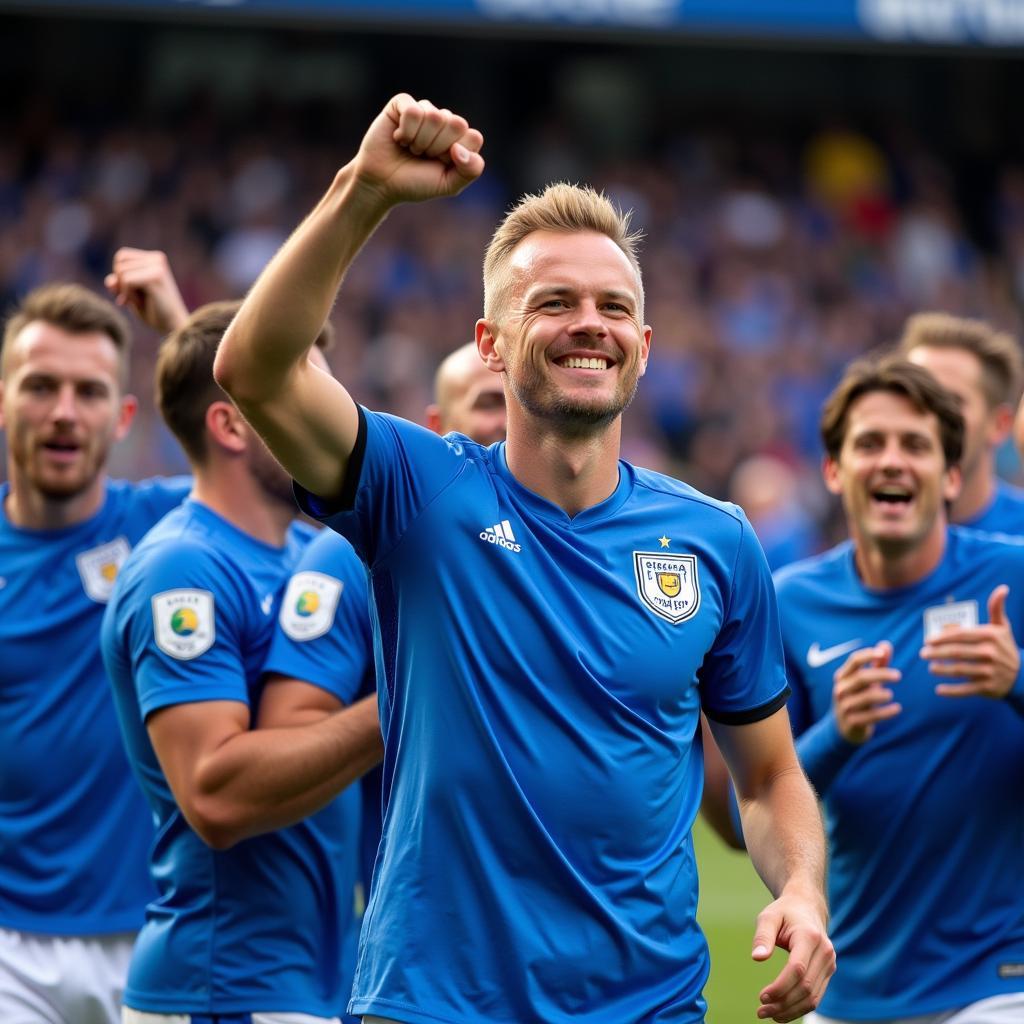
(296, 409), (790, 1024)
(775, 528), (1024, 1019)
(0, 476), (190, 935)
(101, 500), (352, 1016)
(261, 526), (378, 1017)
(960, 478), (1024, 536)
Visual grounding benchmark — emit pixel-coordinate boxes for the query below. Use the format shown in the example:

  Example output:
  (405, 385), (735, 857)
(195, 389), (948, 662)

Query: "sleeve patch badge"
(633, 551), (701, 624)
(279, 571), (343, 642)
(76, 536), (131, 604)
(152, 589), (215, 660)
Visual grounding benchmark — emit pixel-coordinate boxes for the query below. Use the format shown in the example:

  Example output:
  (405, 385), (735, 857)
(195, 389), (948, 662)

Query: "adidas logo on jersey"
(479, 519), (522, 553)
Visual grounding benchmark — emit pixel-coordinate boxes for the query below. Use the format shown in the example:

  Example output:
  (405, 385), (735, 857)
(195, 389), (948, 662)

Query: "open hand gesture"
(922, 585), (1020, 700)
(832, 641), (902, 744)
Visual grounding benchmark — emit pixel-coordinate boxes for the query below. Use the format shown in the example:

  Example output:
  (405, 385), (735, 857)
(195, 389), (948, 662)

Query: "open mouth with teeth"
(871, 486), (914, 508)
(554, 355), (611, 370)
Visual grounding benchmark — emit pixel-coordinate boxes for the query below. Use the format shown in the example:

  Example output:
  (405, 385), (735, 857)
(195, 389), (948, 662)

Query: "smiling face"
(0, 320), (135, 505)
(477, 230), (651, 433)
(824, 390), (960, 560)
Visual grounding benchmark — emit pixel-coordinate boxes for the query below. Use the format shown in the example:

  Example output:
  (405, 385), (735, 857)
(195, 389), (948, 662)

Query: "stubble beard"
(15, 435), (108, 504)
(505, 361), (641, 437)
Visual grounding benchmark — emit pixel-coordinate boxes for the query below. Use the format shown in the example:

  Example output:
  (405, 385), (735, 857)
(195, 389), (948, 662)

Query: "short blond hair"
(898, 312), (1023, 409)
(483, 183), (644, 322)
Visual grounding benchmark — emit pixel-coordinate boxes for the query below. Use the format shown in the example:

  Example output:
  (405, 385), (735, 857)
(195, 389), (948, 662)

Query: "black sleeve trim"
(291, 404), (368, 518)
(335, 404), (368, 513)
(704, 685), (791, 727)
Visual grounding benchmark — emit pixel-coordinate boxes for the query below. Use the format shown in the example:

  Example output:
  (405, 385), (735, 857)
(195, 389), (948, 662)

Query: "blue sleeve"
(1007, 653), (1024, 719)
(293, 407), (467, 566)
(699, 513), (790, 723)
(784, 644), (857, 797)
(262, 532), (374, 706)
(132, 476), (193, 518)
(123, 541), (251, 719)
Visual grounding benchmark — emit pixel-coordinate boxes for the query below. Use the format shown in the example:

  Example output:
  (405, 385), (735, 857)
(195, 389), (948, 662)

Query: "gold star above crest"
(658, 535), (671, 549)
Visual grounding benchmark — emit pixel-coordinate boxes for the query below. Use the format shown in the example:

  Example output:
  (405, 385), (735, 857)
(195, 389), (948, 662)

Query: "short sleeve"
(262, 532), (374, 706)
(293, 407), (468, 566)
(122, 541), (251, 719)
(699, 513), (790, 724)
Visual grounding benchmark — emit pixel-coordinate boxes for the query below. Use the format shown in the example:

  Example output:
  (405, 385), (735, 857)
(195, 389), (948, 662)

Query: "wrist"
(780, 875), (826, 908)
(335, 159), (400, 218)
(1006, 651), (1024, 715)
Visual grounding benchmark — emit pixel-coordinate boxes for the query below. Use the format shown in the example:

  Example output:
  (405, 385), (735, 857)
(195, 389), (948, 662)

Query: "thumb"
(752, 907), (781, 961)
(448, 142), (485, 184)
(988, 584), (1009, 626)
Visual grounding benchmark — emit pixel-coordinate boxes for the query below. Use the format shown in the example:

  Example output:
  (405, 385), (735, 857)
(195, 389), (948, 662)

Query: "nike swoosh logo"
(806, 639), (863, 668)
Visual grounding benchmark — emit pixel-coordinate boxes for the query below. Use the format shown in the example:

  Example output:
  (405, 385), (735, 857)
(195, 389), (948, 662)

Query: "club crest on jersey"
(633, 551), (700, 624)
(76, 536), (131, 603)
(152, 589), (215, 660)
(279, 570), (343, 641)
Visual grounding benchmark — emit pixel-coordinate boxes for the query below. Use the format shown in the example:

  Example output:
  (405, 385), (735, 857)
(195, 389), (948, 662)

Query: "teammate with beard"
(214, 94), (834, 1024)
(0, 276), (190, 1024)
(101, 302), (382, 1024)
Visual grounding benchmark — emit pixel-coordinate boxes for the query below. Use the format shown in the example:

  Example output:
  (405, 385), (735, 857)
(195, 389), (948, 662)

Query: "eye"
(78, 383), (109, 400)
(542, 298), (569, 309)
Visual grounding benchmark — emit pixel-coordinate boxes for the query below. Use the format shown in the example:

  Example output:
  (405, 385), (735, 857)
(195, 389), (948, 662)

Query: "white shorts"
(807, 992), (1024, 1024)
(0, 926), (135, 1024)
(123, 1010), (340, 1023)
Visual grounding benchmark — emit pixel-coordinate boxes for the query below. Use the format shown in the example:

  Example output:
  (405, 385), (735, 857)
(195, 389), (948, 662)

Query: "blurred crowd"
(3, 99), (1023, 561)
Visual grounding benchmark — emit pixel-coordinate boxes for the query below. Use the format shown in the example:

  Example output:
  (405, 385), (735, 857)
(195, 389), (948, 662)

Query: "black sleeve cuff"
(703, 685), (791, 726)
(291, 404), (368, 518)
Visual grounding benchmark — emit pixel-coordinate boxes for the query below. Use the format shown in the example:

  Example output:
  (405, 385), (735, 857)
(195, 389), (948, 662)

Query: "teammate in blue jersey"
(215, 93), (835, 1024)
(0, 273), (191, 1024)
(773, 356), (1024, 1023)
(102, 300), (382, 1024)
(267, 339), (508, 924)
(899, 312), (1024, 535)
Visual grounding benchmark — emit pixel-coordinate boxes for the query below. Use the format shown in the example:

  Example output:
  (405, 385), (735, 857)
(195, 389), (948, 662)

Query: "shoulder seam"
(632, 476), (744, 523)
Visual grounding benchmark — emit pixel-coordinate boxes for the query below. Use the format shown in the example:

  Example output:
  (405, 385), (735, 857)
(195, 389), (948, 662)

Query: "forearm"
(216, 163), (390, 401)
(193, 694), (382, 847)
(737, 763), (827, 904)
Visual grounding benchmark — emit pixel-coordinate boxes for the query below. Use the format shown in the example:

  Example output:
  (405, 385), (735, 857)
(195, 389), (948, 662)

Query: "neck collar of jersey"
(489, 442), (635, 528)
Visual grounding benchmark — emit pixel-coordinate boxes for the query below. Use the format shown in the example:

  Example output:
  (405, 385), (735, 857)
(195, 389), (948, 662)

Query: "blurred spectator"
(2, 95), (1021, 558)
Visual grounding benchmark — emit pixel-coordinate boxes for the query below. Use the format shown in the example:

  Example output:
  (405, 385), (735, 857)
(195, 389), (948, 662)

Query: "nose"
(50, 383), (79, 425)
(877, 438), (908, 473)
(568, 299), (607, 338)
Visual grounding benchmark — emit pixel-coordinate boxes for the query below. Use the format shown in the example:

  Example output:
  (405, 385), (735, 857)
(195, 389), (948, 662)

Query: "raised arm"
(710, 708), (835, 1023)
(213, 94), (484, 499)
(105, 247), (190, 335)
